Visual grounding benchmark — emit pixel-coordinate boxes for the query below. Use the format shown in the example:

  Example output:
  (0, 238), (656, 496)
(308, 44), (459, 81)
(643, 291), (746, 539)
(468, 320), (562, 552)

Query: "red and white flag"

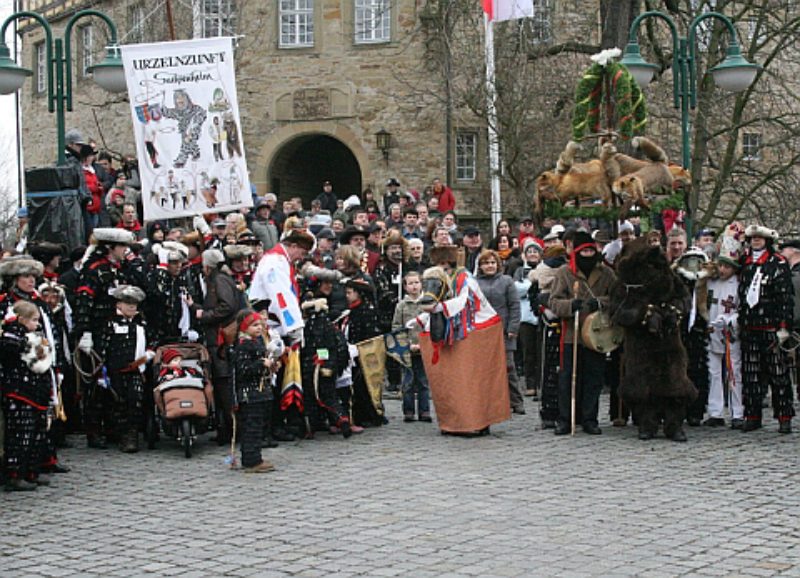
(482, 0), (535, 22)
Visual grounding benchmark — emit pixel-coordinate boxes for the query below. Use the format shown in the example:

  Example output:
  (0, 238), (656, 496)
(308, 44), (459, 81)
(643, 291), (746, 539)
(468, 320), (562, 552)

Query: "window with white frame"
(35, 42), (46, 94)
(456, 132), (477, 181)
(194, 0), (236, 39)
(128, 3), (146, 44)
(528, 0), (551, 45)
(81, 25), (93, 77)
(279, 0), (314, 48)
(742, 132), (762, 161)
(355, 0), (390, 44)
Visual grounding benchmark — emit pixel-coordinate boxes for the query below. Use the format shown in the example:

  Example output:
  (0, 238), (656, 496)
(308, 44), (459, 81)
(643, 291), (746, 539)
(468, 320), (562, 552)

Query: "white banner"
(121, 37), (252, 221)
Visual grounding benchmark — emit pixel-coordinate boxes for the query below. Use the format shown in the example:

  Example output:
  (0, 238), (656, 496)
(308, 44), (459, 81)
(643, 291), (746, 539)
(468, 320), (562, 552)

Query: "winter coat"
(232, 335), (272, 405)
(0, 321), (52, 408)
(476, 271), (520, 351)
(513, 263), (538, 326)
(392, 295), (426, 350)
(549, 261), (616, 343)
(251, 218), (279, 250)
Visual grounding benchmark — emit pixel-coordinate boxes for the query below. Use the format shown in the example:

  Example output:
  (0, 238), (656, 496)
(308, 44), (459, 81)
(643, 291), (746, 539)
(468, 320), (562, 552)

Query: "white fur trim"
(92, 228), (136, 245)
(745, 224), (778, 240)
(590, 48), (622, 67)
(21, 333), (53, 374)
(0, 256), (44, 278)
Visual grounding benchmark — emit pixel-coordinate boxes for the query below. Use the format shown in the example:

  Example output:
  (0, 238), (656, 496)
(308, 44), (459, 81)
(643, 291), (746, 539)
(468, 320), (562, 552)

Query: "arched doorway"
(268, 134), (362, 207)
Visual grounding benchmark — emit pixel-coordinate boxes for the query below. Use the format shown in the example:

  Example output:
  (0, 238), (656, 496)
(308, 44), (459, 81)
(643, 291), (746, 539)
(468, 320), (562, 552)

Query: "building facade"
(15, 0), (599, 218)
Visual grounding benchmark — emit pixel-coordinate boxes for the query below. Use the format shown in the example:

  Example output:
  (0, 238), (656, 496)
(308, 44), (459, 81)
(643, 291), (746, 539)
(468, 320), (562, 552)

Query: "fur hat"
(182, 231), (203, 249)
(543, 245), (566, 259)
(202, 249), (225, 269)
(674, 246), (711, 281)
(162, 348), (182, 365)
(745, 224), (779, 241)
(28, 241), (65, 263)
(429, 245), (459, 266)
(236, 229), (261, 245)
(162, 241), (189, 262)
(223, 244), (253, 260)
(382, 229), (408, 257)
(111, 284), (146, 304)
(281, 229), (315, 251)
(344, 277), (375, 298)
(92, 228), (136, 246)
(572, 231), (596, 252)
(0, 255), (44, 279)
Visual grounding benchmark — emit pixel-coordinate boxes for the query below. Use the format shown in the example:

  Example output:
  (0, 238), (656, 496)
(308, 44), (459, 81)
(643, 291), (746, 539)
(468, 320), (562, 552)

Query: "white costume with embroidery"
(706, 275), (742, 420)
(249, 244), (303, 338)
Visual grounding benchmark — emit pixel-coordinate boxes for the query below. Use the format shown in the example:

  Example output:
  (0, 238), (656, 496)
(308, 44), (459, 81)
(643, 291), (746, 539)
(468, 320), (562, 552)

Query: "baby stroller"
(147, 343), (214, 458)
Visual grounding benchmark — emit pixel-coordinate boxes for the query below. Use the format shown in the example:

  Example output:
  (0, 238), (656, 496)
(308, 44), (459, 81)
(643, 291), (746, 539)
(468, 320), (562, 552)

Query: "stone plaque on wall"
(274, 84), (354, 121)
(293, 89), (331, 119)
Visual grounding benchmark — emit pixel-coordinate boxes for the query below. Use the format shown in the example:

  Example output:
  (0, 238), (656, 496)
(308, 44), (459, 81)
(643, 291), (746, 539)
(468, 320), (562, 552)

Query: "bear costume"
(608, 238), (697, 442)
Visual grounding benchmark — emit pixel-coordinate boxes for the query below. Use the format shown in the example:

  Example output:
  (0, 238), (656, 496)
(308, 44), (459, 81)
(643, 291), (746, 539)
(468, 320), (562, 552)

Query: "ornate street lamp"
(375, 128), (392, 164)
(0, 10), (125, 165)
(619, 10), (761, 237)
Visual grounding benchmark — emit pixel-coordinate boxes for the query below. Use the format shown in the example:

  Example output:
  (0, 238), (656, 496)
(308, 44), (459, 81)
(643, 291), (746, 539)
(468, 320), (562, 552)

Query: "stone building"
(14, 0), (597, 220)
(13, 1), (798, 229)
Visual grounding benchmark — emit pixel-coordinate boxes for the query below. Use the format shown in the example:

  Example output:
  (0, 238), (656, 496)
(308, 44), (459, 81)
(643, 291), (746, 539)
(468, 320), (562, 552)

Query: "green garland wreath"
(572, 62), (648, 141)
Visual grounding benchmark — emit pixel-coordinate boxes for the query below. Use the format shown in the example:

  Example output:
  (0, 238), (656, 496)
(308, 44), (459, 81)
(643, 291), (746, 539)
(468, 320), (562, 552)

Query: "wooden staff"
(571, 280), (580, 436)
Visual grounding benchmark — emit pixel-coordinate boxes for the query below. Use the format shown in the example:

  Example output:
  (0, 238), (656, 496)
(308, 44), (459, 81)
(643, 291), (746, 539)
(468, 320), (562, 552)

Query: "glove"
(535, 292), (550, 308)
(348, 343), (359, 360)
(78, 332), (93, 354)
(145, 350), (156, 362)
(583, 298), (600, 313)
(777, 328), (790, 345)
(193, 215), (211, 236)
(267, 338), (285, 359)
(571, 299), (584, 313)
(186, 330), (199, 343)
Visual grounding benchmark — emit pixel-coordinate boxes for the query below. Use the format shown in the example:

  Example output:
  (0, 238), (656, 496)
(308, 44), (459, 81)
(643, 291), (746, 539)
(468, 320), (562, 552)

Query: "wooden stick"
(571, 280), (580, 436)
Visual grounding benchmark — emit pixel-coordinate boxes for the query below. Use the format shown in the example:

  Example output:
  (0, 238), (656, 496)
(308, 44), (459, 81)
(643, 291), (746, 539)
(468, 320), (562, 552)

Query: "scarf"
(497, 248), (513, 262)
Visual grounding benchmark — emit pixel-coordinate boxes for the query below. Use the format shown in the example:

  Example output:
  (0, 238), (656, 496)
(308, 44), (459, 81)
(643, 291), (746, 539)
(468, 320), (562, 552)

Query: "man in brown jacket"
(549, 231), (616, 435)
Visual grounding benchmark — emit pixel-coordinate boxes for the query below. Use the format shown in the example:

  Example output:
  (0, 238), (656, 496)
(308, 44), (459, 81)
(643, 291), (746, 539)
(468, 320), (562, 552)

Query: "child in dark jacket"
(232, 310), (281, 473)
(2, 301), (54, 491)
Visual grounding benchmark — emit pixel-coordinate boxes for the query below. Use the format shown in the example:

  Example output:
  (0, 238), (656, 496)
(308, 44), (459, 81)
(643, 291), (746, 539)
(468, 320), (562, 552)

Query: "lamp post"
(620, 10), (760, 238)
(0, 9), (125, 166)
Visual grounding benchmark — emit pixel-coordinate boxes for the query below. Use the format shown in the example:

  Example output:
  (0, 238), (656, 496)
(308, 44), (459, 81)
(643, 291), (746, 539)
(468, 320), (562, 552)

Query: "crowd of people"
(2, 130), (799, 490)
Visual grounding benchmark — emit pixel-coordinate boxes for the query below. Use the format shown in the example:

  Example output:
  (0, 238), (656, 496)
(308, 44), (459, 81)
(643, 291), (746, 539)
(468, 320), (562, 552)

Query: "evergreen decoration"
(572, 62), (648, 142)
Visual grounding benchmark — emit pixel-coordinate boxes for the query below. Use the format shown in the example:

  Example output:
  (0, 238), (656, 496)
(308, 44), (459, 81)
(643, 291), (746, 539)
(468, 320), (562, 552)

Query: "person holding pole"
(548, 231), (616, 436)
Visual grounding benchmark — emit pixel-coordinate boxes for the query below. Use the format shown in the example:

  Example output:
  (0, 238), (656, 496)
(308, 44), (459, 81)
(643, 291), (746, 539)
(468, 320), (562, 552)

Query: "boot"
(337, 417), (353, 439)
(87, 434), (108, 450)
(243, 460), (275, 473)
(121, 430), (139, 453)
(5, 478), (37, 492)
(779, 420), (792, 434)
(742, 419), (762, 432)
(670, 428), (688, 442)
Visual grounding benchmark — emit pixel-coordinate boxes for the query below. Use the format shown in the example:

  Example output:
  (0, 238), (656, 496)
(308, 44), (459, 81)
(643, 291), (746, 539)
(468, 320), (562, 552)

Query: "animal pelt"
(21, 332), (54, 374)
(608, 238), (696, 404)
(535, 141), (616, 217)
(612, 161), (674, 208)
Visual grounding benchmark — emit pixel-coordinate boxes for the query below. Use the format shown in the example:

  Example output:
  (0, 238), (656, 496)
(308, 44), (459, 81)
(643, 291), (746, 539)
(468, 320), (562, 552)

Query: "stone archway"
(269, 134), (361, 206)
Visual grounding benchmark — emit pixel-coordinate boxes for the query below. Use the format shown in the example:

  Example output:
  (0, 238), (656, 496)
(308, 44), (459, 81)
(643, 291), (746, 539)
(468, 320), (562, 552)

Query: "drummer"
(547, 231), (617, 436)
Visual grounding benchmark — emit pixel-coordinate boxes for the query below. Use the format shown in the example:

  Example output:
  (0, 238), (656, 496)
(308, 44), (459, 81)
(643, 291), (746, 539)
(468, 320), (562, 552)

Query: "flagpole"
(484, 13), (502, 234)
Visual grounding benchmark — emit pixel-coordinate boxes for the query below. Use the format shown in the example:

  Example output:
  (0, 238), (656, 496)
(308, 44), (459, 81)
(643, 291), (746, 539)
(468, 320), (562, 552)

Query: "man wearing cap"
(705, 239), (743, 428)
(207, 218), (228, 250)
(548, 231), (616, 436)
(462, 226), (484, 275)
(74, 228), (137, 448)
(517, 217), (542, 249)
(340, 226), (379, 274)
(315, 181), (338, 214)
(374, 231), (409, 396)
(224, 243), (254, 292)
(383, 178), (401, 215)
(312, 227), (337, 269)
(738, 225), (795, 433)
(64, 128), (93, 206)
(96, 285), (152, 453)
(251, 198), (279, 250)
(695, 228), (717, 259)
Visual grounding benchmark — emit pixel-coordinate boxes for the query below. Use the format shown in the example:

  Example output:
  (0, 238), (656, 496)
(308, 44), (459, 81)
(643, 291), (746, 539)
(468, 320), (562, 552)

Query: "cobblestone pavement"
(3, 395), (800, 578)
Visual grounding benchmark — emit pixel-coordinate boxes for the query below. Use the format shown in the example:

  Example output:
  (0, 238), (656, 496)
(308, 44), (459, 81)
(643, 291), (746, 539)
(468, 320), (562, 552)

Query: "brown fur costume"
(608, 238), (697, 441)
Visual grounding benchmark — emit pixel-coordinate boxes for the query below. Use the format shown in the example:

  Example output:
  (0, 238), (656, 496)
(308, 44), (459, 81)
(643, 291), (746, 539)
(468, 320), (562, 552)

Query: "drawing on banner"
(121, 38), (252, 221)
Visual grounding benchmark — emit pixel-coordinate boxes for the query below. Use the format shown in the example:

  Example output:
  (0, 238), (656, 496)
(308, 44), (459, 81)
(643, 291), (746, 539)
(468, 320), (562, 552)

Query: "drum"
(580, 311), (624, 353)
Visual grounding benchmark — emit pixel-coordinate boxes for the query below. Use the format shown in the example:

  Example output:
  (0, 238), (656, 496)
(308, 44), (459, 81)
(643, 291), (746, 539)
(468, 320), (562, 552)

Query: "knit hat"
(522, 238), (543, 254)
(162, 348), (182, 365)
